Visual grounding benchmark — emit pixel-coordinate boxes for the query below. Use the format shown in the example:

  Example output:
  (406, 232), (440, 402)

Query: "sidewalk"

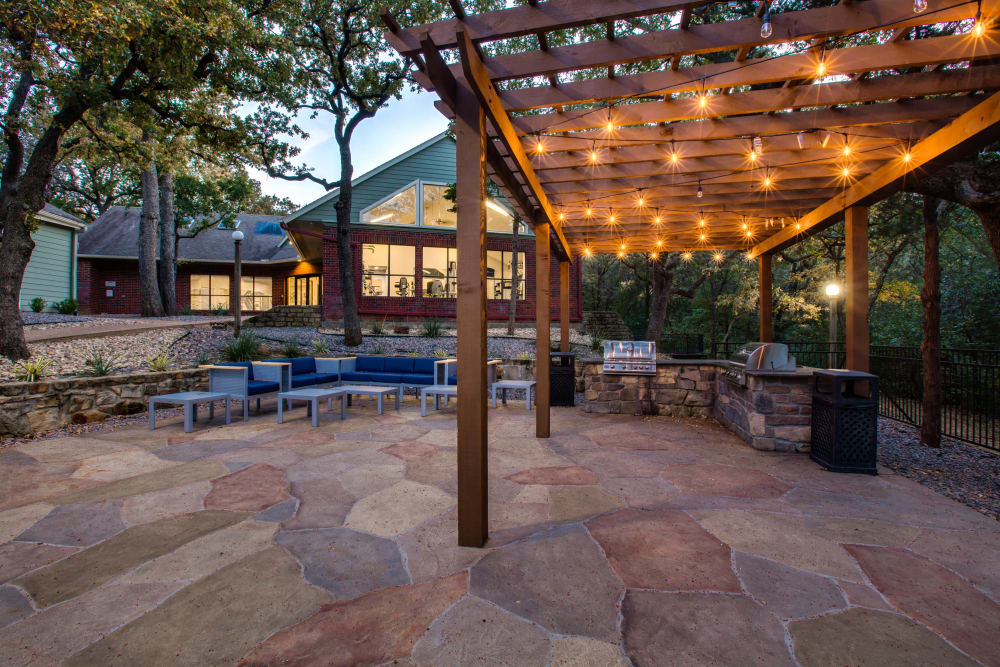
(24, 317), (230, 343)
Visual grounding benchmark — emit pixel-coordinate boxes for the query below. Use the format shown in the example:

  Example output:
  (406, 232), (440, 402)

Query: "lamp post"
(825, 282), (840, 368)
(232, 230), (244, 338)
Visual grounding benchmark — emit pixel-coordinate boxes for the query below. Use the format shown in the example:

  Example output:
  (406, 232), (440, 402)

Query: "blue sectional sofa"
(264, 356), (343, 388)
(340, 356), (457, 387)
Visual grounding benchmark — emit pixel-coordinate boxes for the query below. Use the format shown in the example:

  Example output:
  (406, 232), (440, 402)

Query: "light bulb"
(637, 196), (645, 207)
(609, 213), (616, 223)
(746, 252), (755, 261)
(748, 149), (758, 162)
(654, 215), (662, 224)
(741, 221), (749, 231)
(558, 212), (565, 221)
(842, 144), (851, 156)
(795, 222), (802, 230)
(903, 151), (912, 163)
(656, 239), (663, 247)
(841, 166), (851, 178)
(650, 252), (658, 260)
(584, 247), (592, 256)
(682, 252), (693, 261)
(913, 0), (927, 12)
(697, 184), (703, 198)
(713, 252), (723, 262)
(796, 132), (805, 149)
(816, 60), (827, 77)
(534, 140), (545, 154)
(763, 176), (773, 188)
(606, 117), (615, 132)
(698, 93), (708, 109)
(620, 243), (626, 251)
(585, 207), (593, 217)
(618, 250), (625, 258)
(698, 217), (706, 227)
(699, 233), (707, 242)
(753, 136), (763, 153)
(671, 151), (679, 163)
(973, 14), (985, 37)
(760, 17), (773, 39)
(589, 150), (599, 163)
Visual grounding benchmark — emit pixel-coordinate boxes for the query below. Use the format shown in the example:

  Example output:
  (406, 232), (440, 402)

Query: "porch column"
(759, 253), (773, 343)
(535, 222), (551, 438)
(455, 85), (488, 547)
(559, 260), (570, 352)
(845, 206), (870, 372)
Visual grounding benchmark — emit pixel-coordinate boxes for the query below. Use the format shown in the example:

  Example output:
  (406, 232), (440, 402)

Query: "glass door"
(286, 275), (321, 306)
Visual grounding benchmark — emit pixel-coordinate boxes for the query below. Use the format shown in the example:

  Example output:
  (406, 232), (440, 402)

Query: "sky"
(250, 89), (449, 209)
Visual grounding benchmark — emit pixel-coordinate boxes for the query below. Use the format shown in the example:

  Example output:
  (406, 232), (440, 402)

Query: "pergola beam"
(750, 90), (1000, 257)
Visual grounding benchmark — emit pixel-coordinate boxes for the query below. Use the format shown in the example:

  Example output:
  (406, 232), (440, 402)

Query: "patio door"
(286, 275), (321, 306)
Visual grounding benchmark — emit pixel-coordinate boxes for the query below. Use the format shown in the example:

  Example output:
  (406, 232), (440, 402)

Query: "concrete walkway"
(23, 317), (230, 343)
(0, 403), (996, 665)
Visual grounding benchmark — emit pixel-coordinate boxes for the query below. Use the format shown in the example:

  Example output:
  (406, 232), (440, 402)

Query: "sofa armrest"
(434, 358), (457, 385)
(338, 357), (357, 374)
(486, 359), (502, 386)
(202, 366), (249, 398)
(253, 362), (291, 391)
(315, 357), (350, 376)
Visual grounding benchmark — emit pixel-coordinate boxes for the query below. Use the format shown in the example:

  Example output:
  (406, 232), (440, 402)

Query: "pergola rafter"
(383, 0), (1000, 547)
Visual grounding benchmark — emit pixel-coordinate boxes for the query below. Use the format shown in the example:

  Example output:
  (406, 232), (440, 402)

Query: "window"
(362, 244), (415, 297)
(240, 276), (272, 311)
(487, 200), (522, 233)
(361, 184), (416, 225)
(423, 247), (457, 298)
(422, 183), (456, 228)
(190, 274), (230, 311)
(286, 275), (321, 306)
(486, 251), (525, 300)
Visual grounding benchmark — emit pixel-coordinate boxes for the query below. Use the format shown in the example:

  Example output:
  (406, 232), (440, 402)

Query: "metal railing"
(708, 340), (999, 450)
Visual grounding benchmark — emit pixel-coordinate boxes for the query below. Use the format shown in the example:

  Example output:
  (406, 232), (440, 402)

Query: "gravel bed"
(878, 418), (999, 521)
(21, 313), (92, 326)
(24, 315), (220, 332)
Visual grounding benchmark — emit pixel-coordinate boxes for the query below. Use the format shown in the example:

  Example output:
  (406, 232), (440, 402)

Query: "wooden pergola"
(383, 0), (1000, 546)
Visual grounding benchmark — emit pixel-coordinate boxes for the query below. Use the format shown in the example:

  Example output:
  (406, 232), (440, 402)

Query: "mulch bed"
(878, 418), (999, 521)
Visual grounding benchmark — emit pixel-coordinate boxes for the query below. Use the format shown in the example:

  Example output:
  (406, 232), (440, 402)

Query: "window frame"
(361, 243), (416, 298)
(189, 274), (230, 311)
(422, 246), (459, 299)
(239, 275), (273, 312)
(485, 250), (526, 301)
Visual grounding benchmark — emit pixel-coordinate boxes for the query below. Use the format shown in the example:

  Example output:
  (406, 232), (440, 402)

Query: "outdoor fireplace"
(602, 340), (657, 375)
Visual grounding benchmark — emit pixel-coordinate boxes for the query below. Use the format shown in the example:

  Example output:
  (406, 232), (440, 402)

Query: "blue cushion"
(397, 373), (435, 385)
(218, 361), (253, 381)
(266, 357), (316, 376)
(290, 372), (338, 388)
(341, 371), (374, 383)
(356, 356), (384, 372)
(383, 357), (414, 373)
(413, 358), (435, 374)
(247, 380), (280, 396)
(447, 375), (457, 385)
(368, 373), (403, 383)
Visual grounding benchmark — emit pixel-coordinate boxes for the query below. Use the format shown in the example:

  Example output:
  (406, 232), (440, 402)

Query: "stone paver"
(789, 608), (979, 667)
(0, 405), (996, 665)
(586, 509), (739, 591)
(471, 526), (622, 640)
(623, 591), (793, 666)
(276, 527), (409, 600)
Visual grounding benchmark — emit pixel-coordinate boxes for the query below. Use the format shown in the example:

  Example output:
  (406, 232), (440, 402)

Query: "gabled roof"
(284, 131), (454, 222)
(79, 207), (299, 263)
(36, 203), (86, 230)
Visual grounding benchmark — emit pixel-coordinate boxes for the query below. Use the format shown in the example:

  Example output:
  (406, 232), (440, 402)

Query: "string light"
(913, 0), (927, 12)
(636, 190), (645, 207)
(682, 251), (693, 261)
(558, 212), (565, 221)
(903, 150), (912, 163)
(745, 252), (755, 261)
(753, 136), (763, 154)
(816, 59), (827, 77)
(584, 247), (592, 256)
(763, 173), (773, 189)
(760, 6), (773, 38)
(618, 250), (625, 258)
(698, 213), (706, 227)
(534, 135), (545, 154)
(609, 211), (617, 224)
(620, 242), (627, 251)
(796, 132), (805, 149)
(656, 239), (663, 248)
(713, 251), (724, 262)
(842, 143), (851, 157)
(606, 106), (615, 133)
(973, 2), (985, 37)
(650, 252), (659, 260)
(748, 148), (759, 163)
(654, 210), (662, 225)
(669, 139), (680, 164)
(697, 181), (703, 198)
(589, 145), (599, 164)
(585, 204), (593, 217)
(699, 232), (708, 242)
(841, 166), (851, 178)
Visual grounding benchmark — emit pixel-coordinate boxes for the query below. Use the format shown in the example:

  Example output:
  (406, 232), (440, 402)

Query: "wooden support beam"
(751, 91), (1000, 257)
(844, 206), (869, 372)
(536, 222), (551, 438)
(516, 65), (1000, 133)
(560, 260), (570, 352)
(455, 85), (489, 548)
(456, 29), (572, 261)
(759, 254), (773, 342)
(500, 33), (1000, 111)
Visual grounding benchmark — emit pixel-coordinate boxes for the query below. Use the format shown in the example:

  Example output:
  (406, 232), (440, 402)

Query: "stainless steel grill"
(603, 341), (657, 375)
(722, 342), (797, 386)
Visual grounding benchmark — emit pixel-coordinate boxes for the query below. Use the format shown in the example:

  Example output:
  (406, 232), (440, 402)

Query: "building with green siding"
(19, 204), (85, 312)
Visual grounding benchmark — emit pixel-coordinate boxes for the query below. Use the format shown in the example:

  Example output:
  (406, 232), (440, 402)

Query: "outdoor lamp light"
(232, 230), (245, 337)
(825, 282), (840, 298)
(232, 230), (244, 242)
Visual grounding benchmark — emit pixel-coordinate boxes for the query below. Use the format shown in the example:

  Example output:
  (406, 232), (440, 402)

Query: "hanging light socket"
(760, 7), (773, 38)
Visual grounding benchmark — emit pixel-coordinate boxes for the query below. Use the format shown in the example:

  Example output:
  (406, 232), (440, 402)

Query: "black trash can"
(550, 352), (575, 407)
(809, 369), (879, 475)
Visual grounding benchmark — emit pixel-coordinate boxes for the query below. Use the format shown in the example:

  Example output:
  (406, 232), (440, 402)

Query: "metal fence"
(708, 340), (999, 450)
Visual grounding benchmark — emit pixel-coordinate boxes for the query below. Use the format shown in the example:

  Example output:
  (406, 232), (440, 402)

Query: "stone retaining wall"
(246, 305), (321, 328)
(0, 369), (208, 437)
(715, 372), (813, 452)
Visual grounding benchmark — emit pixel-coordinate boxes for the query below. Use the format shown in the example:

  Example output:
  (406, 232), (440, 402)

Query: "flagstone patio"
(0, 398), (997, 665)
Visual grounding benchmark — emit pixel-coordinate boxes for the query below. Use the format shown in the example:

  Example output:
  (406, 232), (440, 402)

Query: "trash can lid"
(812, 368), (877, 380)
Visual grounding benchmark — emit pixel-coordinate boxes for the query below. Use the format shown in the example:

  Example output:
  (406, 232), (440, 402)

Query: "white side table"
(491, 380), (536, 410)
(149, 391), (231, 433)
(278, 387), (347, 427)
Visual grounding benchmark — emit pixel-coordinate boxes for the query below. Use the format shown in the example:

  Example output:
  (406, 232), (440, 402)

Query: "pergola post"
(845, 206), (870, 372)
(455, 85), (488, 548)
(759, 254), (774, 343)
(535, 222), (551, 438)
(559, 260), (570, 352)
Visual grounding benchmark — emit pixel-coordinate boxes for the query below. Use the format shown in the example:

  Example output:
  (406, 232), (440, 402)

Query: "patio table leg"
(502, 388), (508, 406)
(209, 401), (214, 420)
(225, 399), (231, 425)
(243, 399), (248, 422)
(148, 399), (156, 430)
(340, 394), (346, 420)
(377, 393), (383, 415)
(526, 387), (531, 411)
(277, 396), (284, 424)
(184, 402), (194, 433)
(311, 398), (319, 427)
(192, 403), (197, 423)
(421, 390), (427, 417)
(434, 393), (440, 411)
(395, 390), (400, 411)
(492, 385), (497, 409)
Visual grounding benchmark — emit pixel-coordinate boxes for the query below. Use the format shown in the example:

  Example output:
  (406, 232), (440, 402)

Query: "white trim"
(77, 254), (299, 265)
(35, 209), (86, 230)
(358, 179), (421, 227)
(283, 131), (453, 223)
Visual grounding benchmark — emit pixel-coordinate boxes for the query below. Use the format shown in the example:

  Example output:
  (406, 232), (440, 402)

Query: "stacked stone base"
(246, 305), (321, 328)
(714, 373), (812, 452)
(582, 361), (716, 418)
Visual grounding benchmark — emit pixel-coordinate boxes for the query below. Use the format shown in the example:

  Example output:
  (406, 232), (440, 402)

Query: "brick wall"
(321, 228), (583, 324)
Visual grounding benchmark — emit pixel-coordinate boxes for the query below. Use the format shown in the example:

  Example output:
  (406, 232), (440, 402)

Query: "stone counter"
(579, 359), (814, 452)
(0, 368), (208, 437)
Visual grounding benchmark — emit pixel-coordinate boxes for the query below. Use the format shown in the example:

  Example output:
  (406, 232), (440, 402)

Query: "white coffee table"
(491, 380), (536, 410)
(420, 385), (457, 417)
(149, 391), (231, 433)
(278, 387), (347, 426)
(340, 385), (399, 415)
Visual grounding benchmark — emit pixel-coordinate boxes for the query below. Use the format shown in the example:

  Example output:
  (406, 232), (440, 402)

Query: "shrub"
(279, 341), (303, 357)
(372, 342), (385, 355)
(311, 338), (331, 356)
(195, 349), (215, 366)
(517, 351), (535, 361)
(54, 298), (78, 315)
(30, 297), (46, 313)
(210, 305), (230, 316)
(590, 334), (603, 352)
(179, 307), (193, 316)
(219, 332), (263, 362)
(433, 348), (449, 358)
(370, 318), (386, 335)
(13, 358), (52, 382)
(421, 319), (443, 338)
(78, 348), (119, 377)
(148, 354), (173, 372)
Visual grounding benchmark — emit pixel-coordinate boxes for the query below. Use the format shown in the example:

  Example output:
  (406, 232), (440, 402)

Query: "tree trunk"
(921, 197), (943, 448)
(138, 154), (164, 317)
(644, 255), (673, 341)
(335, 141), (362, 346)
(971, 204), (1000, 270)
(0, 204), (35, 360)
(157, 170), (177, 315)
(507, 219), (520, 335)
